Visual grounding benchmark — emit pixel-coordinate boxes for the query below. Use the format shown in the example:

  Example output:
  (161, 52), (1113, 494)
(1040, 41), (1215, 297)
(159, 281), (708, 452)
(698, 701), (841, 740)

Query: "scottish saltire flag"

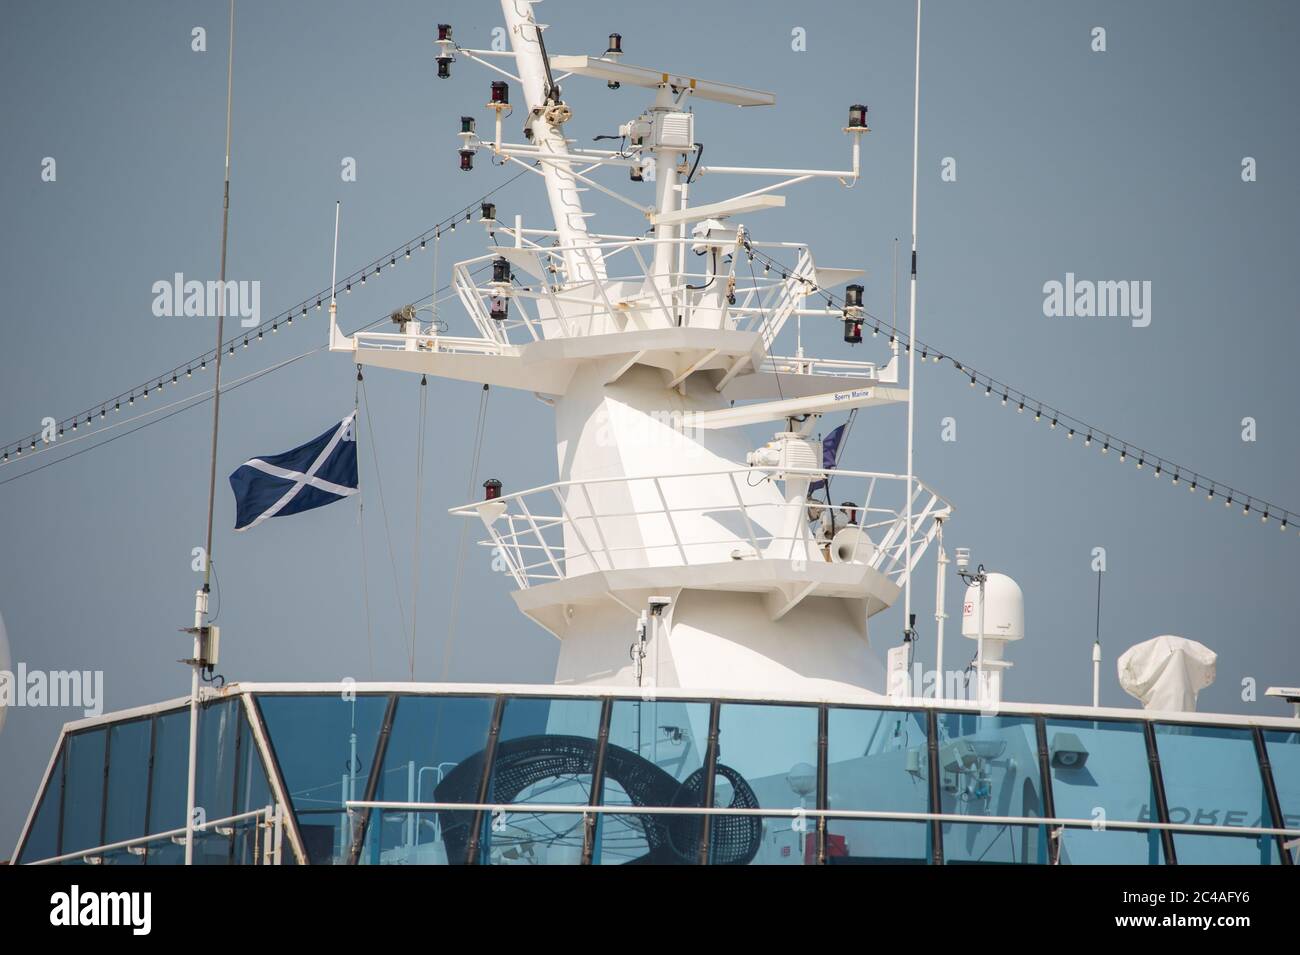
(809, 422), (847, 495)
(229, 413), (358, 531)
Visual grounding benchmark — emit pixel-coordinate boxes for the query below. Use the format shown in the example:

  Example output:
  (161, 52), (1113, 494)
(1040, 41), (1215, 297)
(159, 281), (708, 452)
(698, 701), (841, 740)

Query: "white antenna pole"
(188, 0), (236, 867)
(933, 516), (947, 700)
(1092, 567), (1103, 707)
(328, 201), (341, 347)
(891, 237), (898, 332)
(331, 201), (340, 298)
(903, 0), (922, 639)
(431, 221), (440, 328)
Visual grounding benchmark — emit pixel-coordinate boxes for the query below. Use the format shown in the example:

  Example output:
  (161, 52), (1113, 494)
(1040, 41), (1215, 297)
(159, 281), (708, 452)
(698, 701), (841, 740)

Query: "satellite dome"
(961, 572), (1024, 642)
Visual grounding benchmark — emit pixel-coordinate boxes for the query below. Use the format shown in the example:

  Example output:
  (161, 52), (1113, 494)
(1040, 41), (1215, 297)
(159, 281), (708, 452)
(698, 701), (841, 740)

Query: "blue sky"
(1, 0), (1297, 851)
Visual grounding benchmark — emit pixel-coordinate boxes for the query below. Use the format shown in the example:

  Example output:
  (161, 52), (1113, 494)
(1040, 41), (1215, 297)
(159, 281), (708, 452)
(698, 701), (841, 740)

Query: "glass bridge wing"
(12, 688), (1300, 866)
(15, 698), (277, 865)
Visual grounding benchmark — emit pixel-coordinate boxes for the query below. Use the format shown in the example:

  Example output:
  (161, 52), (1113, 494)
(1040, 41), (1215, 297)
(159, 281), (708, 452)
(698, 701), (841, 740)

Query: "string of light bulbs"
(0, 283), (476, 488)
(744, 243), (1298, 536)
(0, 168), (531, 466)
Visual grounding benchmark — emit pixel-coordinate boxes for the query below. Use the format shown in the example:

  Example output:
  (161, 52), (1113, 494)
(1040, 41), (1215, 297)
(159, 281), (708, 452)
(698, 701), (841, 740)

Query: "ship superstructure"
(335, 0), (946, 698)
(7, 0), (1299, 868)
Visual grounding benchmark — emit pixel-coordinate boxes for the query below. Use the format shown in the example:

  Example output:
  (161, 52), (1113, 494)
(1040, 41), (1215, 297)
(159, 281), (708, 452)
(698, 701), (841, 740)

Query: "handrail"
(345, 800), (1300, 840)
(450, 466), (950, 590)
(27, 806), (277, 866)
(452, 466), (945, 509)
(441, 234), (825, 346)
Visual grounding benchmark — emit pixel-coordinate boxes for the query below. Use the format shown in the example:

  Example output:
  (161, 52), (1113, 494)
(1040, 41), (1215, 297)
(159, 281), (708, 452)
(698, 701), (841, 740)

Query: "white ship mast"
(331, 0), (949, 699)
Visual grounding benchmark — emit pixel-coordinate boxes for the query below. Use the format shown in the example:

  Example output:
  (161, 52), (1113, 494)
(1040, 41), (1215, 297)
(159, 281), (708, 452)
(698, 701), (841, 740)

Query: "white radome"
(961, 572), (1025, 642)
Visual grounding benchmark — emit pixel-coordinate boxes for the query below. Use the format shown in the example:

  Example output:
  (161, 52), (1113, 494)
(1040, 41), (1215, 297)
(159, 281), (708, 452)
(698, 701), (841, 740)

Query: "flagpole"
(187, 0), (236, 866)
(903, 0), (922, 648)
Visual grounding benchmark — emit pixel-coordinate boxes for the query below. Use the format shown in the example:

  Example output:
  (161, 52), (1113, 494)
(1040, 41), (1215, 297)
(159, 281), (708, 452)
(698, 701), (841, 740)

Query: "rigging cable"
(6, 199), (1293, 541)
(355, 368), (376, 680)
(0, 168), (531, 465)
(0, 280), (468, 487)
(743, 243), (1299, 534)
(359, 373), (412, 671)
(744, 249), (783, 402)
(410, 374), (429, 679)
(442, 383), (491, 680)
(0, 347), (322, 487)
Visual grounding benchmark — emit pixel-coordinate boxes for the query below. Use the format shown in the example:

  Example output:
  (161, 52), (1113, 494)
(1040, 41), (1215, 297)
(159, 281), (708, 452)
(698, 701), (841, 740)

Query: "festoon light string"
(743, 243), (1298, 536)
(0, 168), (531, 465)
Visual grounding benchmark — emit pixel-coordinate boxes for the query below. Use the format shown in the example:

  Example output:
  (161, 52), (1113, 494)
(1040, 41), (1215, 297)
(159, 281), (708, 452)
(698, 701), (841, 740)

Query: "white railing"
(351, 331), (508, 356)
(440, 235), (835, 348)
(346, 799), (1300, 841)
(26, 805), (286, 866)
(450, 467), (950, 591)
(759, 355), (881, 379)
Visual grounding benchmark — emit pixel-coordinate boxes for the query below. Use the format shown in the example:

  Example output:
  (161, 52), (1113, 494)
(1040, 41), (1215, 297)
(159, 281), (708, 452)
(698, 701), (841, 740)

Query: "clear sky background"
(1, 0), (1297, 852)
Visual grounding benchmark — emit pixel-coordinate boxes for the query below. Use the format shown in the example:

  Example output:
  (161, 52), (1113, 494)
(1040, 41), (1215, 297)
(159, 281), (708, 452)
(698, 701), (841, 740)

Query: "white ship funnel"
(1117, 634), (1217, 713)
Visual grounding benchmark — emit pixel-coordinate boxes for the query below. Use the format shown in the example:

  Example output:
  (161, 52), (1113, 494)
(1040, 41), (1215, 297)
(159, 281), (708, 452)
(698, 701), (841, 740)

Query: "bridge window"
(1154, 723), (1279, 864)
(482, 696), (603, 865)
(358, 694), (495, 865)
(715, 702), (818, 865)
(936, 712), (1047, 864)
(102, 718), (152, 865)
(258, 693), (389, 865)
(826, 706), (930, 864)
(596, 699), (712, 865)
(1044, 717), (1163, 865)
(1263, 729), (1300, 864)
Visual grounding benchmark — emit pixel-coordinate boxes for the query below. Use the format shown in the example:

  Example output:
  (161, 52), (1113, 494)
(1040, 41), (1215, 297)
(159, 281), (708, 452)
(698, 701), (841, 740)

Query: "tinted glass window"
(1045, 717), (1162, 864)
(827, 707), (930, 864)
(61, 728), (107, 856)
(104, 719), (152, 851)
(596, 699), (711, 865)
(715, 702), (817, 865)
(360, 694), (495, 865)
(481, 697), (603, 865)
(144, 709), (190, 864)
(195, 699), (240, 823)
(16, 751), (64, 863)
(936, 712), (1047, 864)
(1263, 729), (1300, 863)
(257, 694), (388, 865)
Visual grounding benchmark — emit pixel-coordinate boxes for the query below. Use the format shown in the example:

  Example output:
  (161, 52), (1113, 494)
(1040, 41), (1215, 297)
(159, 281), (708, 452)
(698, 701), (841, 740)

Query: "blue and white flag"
(809, 422), (847, 495)
(229, 413), (358, 531)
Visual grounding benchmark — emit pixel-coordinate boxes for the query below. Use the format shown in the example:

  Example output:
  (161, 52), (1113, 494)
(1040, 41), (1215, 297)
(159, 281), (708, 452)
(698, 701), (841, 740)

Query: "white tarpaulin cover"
(1117, 634), (1217, 712)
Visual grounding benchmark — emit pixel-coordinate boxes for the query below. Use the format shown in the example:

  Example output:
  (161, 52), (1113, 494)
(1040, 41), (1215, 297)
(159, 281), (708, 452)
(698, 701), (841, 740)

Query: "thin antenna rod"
(891, 237), (898, 333)
(903, 0), (922, 638)
(1092, 567), (1103, 707)
(201, 0), (236, 597)
(328, 201), (340, 346)
(189, 0), (235, 868)
(331, 201), (340, 300)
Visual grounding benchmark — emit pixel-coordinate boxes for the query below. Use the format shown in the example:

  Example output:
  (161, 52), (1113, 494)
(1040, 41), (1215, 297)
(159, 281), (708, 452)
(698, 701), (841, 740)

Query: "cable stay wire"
(354, 373), (376, 681)
(0, 168), (532, 464)
(442, 383), (490, 681)
(410, 373), (429, 679)
(5, 172), (1291, 537)
(358, 372), (412, 669)
(744, 244), (1298, 534)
